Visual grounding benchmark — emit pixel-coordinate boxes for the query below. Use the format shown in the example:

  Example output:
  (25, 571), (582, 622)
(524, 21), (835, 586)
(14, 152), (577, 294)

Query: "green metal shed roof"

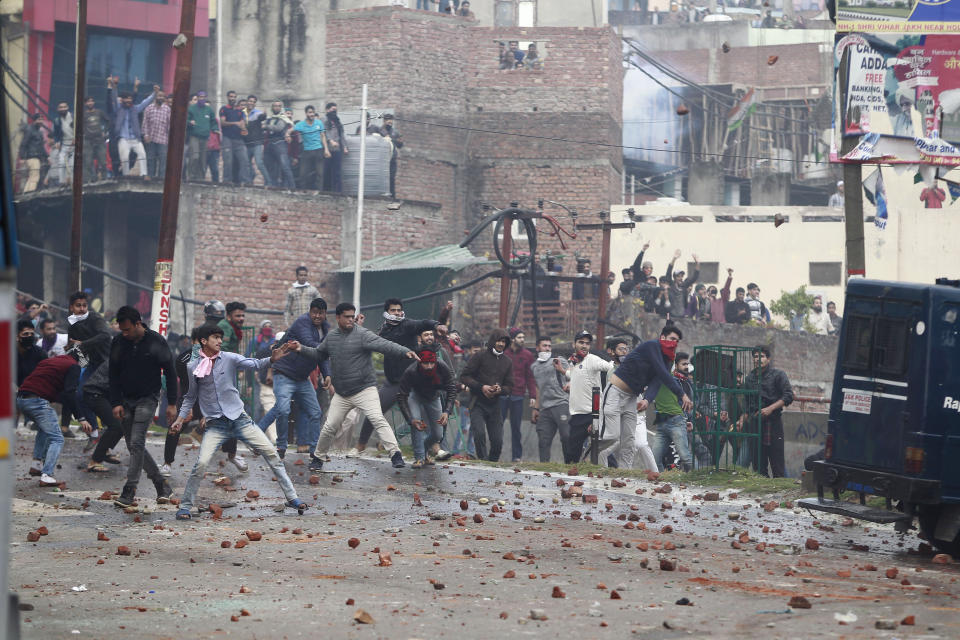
(335, 244), (493, 273)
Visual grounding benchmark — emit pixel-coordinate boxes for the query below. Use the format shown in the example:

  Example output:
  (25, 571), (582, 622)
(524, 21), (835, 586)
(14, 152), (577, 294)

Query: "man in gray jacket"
(530, 336), (570, 463)
(294, 302), (418, 470)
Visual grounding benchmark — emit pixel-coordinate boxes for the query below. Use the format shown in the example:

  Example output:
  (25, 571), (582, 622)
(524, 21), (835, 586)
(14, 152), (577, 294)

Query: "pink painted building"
(21, 0), (209, 110)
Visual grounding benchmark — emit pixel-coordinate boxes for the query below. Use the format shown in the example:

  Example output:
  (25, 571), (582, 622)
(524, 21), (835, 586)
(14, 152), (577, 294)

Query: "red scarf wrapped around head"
(417, 348), (443, 385)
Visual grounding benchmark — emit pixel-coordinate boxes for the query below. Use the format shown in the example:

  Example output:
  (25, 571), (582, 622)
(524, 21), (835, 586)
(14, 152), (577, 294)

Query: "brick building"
(13, 6), (623, 335)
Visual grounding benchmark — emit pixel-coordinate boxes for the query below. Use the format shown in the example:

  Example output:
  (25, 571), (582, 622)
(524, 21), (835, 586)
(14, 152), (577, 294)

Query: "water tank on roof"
(342, 134), (392, 196)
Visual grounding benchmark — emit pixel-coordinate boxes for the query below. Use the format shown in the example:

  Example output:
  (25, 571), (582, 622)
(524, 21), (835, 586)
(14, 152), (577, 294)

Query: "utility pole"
(575, 211), (634, 343)
(352, 84), (368, 308)
(68, 0), (87, 292)
(150, 0), (196, 336)
(838, 48), (865, 280)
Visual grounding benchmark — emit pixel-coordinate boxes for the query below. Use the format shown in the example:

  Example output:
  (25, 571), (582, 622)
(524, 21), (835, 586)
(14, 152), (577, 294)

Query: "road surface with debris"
(8, 431), (959, 638)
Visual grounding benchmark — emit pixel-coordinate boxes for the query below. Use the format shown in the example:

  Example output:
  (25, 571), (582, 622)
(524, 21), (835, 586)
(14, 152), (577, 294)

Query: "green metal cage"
(691, 345), (763, 471)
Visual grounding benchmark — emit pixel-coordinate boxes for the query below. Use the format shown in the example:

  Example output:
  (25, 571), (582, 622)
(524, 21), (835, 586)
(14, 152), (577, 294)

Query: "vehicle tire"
(917, 505), (960, 557)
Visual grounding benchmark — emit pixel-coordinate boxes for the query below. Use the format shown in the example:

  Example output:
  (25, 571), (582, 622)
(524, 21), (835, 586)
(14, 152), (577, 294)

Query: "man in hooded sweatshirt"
(459, 329), (514, 461)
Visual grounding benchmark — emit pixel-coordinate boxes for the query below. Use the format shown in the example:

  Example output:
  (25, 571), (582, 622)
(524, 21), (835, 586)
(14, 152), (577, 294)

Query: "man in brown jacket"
(459, 329), (513, 461)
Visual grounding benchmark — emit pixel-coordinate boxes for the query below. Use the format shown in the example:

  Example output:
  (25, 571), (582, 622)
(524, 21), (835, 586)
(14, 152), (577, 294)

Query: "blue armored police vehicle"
(800, 278), (960, 555)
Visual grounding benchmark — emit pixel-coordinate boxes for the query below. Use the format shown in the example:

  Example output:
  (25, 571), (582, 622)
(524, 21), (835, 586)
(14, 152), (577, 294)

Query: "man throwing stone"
(295, 302), (418, 470)
(172, 325), (308, 520)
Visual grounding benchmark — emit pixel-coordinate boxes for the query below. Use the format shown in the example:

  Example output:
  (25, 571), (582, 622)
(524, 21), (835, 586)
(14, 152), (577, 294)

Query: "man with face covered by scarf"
(601, 323), (692, 471)
(347, 298), (447, 458)
(396, 346), (458, 467)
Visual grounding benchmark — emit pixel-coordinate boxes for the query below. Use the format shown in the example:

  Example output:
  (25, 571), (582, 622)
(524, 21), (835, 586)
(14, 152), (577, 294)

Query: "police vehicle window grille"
(841, 314), (873, 370)
(873, 317), (909, 375)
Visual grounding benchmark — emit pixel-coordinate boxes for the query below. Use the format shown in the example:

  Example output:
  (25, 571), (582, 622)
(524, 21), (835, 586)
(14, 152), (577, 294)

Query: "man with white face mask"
(530, 336), (569, 462)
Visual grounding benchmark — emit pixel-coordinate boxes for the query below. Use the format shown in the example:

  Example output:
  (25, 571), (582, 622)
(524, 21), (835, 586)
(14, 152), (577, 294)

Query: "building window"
(495, 0), (536, 26)
(809, 262), (842, 286)
(51, 24), (165, 110)
(690, 261), (718, 284)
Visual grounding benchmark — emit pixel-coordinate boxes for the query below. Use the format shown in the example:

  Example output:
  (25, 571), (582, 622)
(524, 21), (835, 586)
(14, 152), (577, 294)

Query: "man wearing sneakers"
(556, 330), (614, 464)
(18, 344), (94, 486)
(297, 302), (419, 470)
(396, 346), (457, 468)
(171, 325), (307, 520)
(108, 306), (179, 507)
(603, 323), (692, 471)
(348, 298), (447, 458)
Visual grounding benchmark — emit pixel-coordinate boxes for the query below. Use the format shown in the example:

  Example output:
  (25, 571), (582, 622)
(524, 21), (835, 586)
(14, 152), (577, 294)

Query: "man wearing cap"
(602, 323), (693, 471)
(555, 330), (615, 464)
(828, 181), (844, 208)
(396, 346), (458, 468)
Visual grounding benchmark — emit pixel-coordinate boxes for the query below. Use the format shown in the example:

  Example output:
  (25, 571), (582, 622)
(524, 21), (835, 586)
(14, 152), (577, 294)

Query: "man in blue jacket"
(265, 297), (330, 461)
(601, 322), (692, 470)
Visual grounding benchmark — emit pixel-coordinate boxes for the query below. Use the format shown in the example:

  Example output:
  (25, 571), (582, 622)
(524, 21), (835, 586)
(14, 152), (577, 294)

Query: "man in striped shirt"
(142, 88), (171, 179)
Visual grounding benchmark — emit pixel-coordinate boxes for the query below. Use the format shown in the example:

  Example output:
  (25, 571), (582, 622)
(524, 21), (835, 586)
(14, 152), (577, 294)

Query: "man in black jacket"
(396, 346), (457, 467)
(108, 306), (178, 507)
(737, 346), (793, 477)
(349, 298), (447, 457)
(459, 329), (514, 461)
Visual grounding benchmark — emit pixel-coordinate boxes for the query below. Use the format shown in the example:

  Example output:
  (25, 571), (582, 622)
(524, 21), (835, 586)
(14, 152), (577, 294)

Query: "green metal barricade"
(691, 345), (763, 471)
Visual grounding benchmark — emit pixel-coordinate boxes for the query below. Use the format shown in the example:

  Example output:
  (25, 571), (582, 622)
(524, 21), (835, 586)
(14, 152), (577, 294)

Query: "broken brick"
(244, 530), (262, 542)
(551, 586), (565, 598)
(805, 538), (820, 551)
(245, 490), (259, 500)
(660, 559), (676, 571)
(703, 492), (720, 501)
(473, 514), (484, 524)
(26, 532), (40, 542)
(348, 538), (360, 549)
(788, 596), (811, 609)
(886, 568), (899, 579)
(308, 475), (320, 485)
(378, 551), (393, 567)
(610, 590), (622, 599)
(117, 546), (131, 556)
(503, 570), (516, 579)
(97, 531), (110, 541)
(234, 540), (248, 549)
(221, 541), (232, 549)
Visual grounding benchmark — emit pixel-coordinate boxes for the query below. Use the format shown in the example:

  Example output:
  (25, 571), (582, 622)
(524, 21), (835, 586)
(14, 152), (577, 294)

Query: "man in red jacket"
(502, 328), (537, 462)
(17, 345), (93, 485)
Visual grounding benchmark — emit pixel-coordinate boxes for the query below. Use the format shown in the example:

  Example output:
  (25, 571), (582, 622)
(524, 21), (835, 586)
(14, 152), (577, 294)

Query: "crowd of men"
(16, 254), (802, 520)
(15, 81), (404, 198)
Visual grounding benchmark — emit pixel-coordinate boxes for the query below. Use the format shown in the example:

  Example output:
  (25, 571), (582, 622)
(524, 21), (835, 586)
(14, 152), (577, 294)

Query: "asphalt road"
(8, 430), (959, 639)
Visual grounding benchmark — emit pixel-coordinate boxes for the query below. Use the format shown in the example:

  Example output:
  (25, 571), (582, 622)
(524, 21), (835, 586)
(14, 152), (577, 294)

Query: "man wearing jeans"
(300, 302), (418, 471)
(501, 328), (536, 462)
(108, 306), (178, 507)
(142, 89), (170, 179)
(651, 351), (695, 472)
(396, 347), (457, 467)
(602, 323), (692, 471)
(219, 90), (250, 185)
(530, 336), (569, 463)
(293, 105), (330, 189)
(172, 325), (307, 520)
(18, 345), (93, 486)
(264, 298), (329, 459)
(459, 329), (514, 461)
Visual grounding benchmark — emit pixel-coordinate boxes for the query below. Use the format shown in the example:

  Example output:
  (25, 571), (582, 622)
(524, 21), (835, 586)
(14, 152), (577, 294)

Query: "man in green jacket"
(294, 302), (418, 470)
(187, 91), (218, 180)
(217, 302), (246, 354)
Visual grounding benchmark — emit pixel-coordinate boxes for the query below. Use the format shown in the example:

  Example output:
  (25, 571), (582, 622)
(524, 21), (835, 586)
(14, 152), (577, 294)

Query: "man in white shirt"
(554, 330), (614, 464)
(37, 318), (68, 356)
(806, 295), (834, 336)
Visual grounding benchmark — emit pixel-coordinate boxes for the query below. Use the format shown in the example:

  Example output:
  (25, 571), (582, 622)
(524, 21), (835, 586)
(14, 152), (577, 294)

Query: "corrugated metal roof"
(335, 244), (493, 273)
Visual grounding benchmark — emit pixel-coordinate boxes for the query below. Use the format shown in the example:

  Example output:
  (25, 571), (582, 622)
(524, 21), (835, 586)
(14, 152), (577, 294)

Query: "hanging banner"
(837, 0), (960, 34)
(836, 33), (960, 164)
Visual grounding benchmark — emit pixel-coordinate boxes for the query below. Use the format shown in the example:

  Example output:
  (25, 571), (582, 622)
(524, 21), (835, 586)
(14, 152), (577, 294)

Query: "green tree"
(770, 286), (816, 331)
